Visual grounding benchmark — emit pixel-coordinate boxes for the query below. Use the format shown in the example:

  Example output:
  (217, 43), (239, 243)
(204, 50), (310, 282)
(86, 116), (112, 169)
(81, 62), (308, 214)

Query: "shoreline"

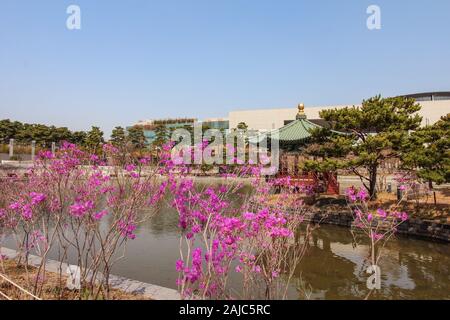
(298, 206), (449, 243)
(0, 247), (180, 300)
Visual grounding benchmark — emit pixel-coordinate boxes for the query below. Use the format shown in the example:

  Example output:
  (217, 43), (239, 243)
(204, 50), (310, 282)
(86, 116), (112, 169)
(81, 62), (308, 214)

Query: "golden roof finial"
(297, 103), (306, 119)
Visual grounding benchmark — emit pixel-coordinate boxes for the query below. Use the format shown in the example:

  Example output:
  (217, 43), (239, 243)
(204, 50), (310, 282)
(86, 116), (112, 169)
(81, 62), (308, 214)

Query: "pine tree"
(110, 126), (126, 147)
(306, 95), (422, 199)
(402, 114), (450, 203)
(127, 126), (147, 149)
(85, 126), (104, 154)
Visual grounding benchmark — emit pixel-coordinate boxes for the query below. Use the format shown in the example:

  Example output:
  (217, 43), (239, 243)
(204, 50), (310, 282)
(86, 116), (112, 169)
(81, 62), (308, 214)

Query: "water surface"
(109, 207), (449, 300)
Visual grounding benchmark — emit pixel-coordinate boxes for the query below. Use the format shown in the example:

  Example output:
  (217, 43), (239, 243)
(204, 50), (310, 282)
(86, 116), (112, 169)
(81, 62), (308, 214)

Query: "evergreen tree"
(85, 126), (104, 154)
(127, 126), (147, 149)
(306, 95), (422, 199)
(402, 114), (450, 189)
(110, 126), (126, 147)
(153, 124), (169, 149)
(70, 131), (87, 145)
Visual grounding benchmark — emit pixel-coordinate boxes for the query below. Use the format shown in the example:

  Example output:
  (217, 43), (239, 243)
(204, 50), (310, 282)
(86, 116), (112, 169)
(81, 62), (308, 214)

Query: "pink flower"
(21, 204), (33, 220)
(377, 208), (387, 218)
(357, 189), (368, 201)
(30, 192), (46, 205)
(125, 164), (137, 172)
(243, 212), (256, 220)
(345, 187), (357, 202)
(235, 265), (243, 273)
(192, 224), (201, 234)
(400, 212), (409, 221)
(270, 227), (293, 238)
(176, 259), (184, 272)
(371, 233), (384, 241)
(38, 150), (54, 159)
(9, 201), (22, 210)
(253, 265), (261, 273)
(103, 143), (119, 154)
(139, 157), (151, 165)
(69, 200), (94, 217)
(399, 185), (407, 191)
(90, 154), (99, 162)
(93, 210), (108, 220)
(118, 219), (137, 240)
(367, 213), (373, 222)
(130, 172), (139, 179)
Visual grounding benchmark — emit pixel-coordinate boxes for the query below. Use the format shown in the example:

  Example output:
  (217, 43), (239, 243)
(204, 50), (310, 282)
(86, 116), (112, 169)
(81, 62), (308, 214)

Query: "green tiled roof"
(272, 118), (322, 142)
(248, 115), (347, 145)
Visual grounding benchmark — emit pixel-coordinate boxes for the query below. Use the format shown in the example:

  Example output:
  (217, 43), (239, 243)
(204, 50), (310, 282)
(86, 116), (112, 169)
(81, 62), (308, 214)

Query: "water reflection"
(112, 209), (449, 300)
(296, 226), (450, 299)
(3, 204), (449, 300)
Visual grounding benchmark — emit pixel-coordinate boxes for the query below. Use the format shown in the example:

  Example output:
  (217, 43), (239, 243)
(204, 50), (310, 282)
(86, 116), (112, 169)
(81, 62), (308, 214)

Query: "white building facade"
(228, 93), (450, 132)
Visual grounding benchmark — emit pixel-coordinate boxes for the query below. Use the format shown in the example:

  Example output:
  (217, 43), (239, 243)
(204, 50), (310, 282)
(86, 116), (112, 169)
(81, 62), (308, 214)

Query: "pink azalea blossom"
(377, 208), (387, 218)
(125, 164), (137, 172)
(93, 210), (108, 220)
(371, 233), (384, 241)
(176, 259), (184, 272)
(30, 192), (46, 205)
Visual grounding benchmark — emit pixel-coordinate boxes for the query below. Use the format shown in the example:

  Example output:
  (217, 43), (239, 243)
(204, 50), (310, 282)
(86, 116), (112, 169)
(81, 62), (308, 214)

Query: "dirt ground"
(270, 188), (449, 223)
(0, 259), (147, 300)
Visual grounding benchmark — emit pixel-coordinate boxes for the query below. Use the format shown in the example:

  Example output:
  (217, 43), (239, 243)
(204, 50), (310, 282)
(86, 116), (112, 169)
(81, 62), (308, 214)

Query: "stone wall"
(251, 201), (450, 242)
(302, 208), (450, 242)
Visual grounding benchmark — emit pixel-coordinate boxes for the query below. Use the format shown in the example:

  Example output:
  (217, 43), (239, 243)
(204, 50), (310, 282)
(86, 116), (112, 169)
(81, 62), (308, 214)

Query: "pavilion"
(251, 103), (344, 194)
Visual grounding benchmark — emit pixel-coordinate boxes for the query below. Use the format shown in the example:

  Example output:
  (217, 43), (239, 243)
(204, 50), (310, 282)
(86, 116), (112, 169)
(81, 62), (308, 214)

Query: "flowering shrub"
(168, 149), (310, 299)
(1, 139), (313, 300)
(346, 186), (409, 243)
(0, 142), (170, 298)
(345, 186), (409, 299)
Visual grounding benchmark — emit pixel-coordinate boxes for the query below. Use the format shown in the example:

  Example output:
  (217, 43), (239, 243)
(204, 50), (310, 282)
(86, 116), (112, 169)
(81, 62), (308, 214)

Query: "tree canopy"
(0, 119), (78, 145)
(402, 114), (450, 185)
(305, 95), (422, 199)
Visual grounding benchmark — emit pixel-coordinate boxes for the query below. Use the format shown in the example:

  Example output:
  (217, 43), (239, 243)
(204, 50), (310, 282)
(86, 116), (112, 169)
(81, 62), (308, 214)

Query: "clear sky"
(1, 0), (450, 136)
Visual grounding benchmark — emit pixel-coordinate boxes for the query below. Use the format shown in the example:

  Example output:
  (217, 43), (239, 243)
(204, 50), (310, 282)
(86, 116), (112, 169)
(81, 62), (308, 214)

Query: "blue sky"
(1, 0), (450, 136)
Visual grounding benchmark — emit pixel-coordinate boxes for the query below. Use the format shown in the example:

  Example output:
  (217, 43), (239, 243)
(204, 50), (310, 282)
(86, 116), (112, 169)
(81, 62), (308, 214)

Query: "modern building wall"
(417, 100), (450, 126)
(132, 118), (197, 145)
(229, 105), (345, 132)
(202, 118), (229, 131)
(229, 100), (450, 131)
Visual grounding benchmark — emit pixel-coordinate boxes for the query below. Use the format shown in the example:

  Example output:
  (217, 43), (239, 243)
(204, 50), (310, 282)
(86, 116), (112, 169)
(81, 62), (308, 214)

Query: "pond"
(106, 206), (449, 300)
(2, 190), (449, 300)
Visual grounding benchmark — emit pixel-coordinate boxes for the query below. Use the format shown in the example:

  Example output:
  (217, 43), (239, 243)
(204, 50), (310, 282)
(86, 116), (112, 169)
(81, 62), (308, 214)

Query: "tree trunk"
(369, 165), (378, 200)
(429, 180), (436, 205)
